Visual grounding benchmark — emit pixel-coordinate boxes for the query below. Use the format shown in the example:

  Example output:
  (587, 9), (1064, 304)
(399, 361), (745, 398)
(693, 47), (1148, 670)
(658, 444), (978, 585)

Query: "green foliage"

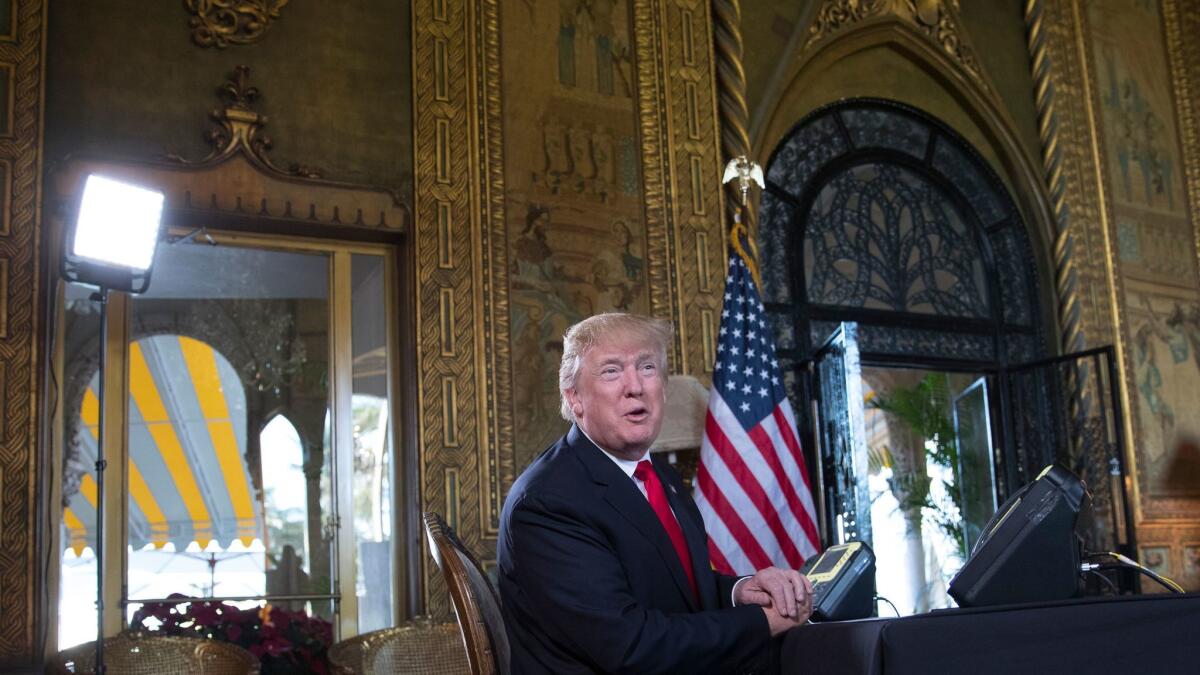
(869, 373), (967, 560)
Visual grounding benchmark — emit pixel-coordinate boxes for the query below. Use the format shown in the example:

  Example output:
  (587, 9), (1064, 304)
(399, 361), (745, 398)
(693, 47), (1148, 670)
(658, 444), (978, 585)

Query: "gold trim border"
(0, 0), (46, 665)
(634, 0), (726, 379)
(412, 0), (512, 616)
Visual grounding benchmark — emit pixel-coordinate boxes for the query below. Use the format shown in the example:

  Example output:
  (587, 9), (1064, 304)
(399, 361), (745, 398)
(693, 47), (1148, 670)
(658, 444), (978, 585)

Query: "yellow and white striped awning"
(63, 335), (260, 554)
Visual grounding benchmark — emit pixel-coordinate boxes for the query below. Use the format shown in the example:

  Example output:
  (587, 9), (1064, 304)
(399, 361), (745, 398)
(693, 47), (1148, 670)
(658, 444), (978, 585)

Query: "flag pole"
(722, 155), (764, 291)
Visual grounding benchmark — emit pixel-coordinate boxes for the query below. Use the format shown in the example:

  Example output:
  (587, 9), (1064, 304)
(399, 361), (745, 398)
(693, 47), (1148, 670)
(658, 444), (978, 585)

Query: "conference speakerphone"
(800, 541), (876, 621)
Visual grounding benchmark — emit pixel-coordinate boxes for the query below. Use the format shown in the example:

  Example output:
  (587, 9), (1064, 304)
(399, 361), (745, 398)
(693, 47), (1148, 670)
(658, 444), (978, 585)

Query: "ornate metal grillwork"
(804, 163), (988, 317)
(760, 99), (1044, 364)
(1001, 347), (1135, 575)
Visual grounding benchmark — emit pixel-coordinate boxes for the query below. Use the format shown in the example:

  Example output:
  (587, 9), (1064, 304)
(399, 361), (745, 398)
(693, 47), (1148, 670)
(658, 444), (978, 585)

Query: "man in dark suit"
(498, 313), (813, 674)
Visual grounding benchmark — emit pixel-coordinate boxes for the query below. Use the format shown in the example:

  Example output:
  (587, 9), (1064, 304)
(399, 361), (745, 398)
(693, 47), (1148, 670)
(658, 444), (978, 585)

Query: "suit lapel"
(568, 426), (699, 611)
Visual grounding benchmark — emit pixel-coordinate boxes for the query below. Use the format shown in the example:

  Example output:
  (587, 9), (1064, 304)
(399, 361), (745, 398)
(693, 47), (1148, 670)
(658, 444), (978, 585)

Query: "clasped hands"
(734, 566), (814, 636)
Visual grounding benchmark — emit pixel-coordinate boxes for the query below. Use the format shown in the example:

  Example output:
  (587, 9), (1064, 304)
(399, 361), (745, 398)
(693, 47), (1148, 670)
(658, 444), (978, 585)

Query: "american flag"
(694, 249), (821, 575)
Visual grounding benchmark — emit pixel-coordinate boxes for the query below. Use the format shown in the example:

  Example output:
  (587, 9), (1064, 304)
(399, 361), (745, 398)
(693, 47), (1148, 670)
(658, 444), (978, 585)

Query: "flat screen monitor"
(948, 464), (1090, 608)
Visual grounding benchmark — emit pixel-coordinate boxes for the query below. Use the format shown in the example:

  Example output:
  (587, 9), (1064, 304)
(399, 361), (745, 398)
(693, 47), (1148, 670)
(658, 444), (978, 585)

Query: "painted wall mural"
(503, 0), (649, 469)
(1092, 2), (1184, 216)
(1128, 289), (1200, 499)
(1088, 0), (1200, 513)
(1046, 0), (1200, 590)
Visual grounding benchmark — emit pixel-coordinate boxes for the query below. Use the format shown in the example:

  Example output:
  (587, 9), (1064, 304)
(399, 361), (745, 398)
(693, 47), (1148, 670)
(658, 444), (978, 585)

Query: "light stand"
(62, 174), (165, 674)
(92, 285), (109, 675)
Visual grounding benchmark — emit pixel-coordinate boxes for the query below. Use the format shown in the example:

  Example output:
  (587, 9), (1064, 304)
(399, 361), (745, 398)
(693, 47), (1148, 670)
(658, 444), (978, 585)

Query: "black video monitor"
(948, 464), (1091, 608)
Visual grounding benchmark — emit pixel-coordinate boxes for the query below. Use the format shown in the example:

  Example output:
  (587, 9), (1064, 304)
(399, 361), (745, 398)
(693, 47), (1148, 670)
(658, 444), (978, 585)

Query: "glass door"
(121, 240), (338, 628)
(952, 377), (997, 554)
(56, 232), (400, 648)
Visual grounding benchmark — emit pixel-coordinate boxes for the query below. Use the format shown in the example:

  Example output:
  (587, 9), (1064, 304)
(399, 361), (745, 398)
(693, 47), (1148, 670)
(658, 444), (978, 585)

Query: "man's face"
(566, 332), (666, 460)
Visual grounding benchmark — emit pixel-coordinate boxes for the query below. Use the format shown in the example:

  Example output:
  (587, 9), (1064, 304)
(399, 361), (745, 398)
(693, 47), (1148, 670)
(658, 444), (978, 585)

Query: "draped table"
(780, 593), (1200, 674)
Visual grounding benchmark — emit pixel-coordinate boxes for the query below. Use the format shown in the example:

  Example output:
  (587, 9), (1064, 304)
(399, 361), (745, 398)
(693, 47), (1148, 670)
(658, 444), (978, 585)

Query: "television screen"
(948, 464), (1091, 608)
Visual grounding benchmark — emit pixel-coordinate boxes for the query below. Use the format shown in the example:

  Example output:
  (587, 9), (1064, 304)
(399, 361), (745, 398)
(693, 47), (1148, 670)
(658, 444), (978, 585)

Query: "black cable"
(1084, 569), (1118, 595)
(1093, 563), (1184, 595)
(1087, 551), (1186, 594)
(874, 594), (901, 617)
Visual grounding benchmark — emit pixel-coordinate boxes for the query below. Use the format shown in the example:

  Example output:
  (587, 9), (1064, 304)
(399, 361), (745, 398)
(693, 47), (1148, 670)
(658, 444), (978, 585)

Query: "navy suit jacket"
(498, 425), (770, 674)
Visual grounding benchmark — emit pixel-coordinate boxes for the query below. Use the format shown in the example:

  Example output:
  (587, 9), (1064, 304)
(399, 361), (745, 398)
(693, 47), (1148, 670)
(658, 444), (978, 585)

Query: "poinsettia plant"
(132, 594), (334, 674)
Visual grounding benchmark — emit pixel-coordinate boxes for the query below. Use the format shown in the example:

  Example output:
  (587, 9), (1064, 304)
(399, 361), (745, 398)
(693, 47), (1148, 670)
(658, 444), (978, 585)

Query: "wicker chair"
(328, 616), (469, 674)
(50, 632), (260, 674)
(422, 512), (510, 675)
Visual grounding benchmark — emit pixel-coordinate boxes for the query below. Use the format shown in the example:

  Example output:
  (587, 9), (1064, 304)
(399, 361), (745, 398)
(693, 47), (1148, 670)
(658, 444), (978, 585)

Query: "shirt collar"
(577, 424), (650, 480)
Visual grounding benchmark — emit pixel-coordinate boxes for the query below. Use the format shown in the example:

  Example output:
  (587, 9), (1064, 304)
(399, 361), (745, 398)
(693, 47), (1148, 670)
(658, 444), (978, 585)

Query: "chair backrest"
(50, 632), (260, 674)
(422, 512), (510, 675)
(328, 617), (469, 675)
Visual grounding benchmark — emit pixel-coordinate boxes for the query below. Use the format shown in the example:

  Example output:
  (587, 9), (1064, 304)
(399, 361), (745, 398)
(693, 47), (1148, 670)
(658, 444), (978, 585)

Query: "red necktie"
(634, 460), (699, 600)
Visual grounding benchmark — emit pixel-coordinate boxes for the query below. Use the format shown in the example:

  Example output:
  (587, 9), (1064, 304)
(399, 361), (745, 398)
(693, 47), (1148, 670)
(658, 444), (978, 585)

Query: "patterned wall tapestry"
(1086, 0), (1200, 516)
(502, 0), (650, 470)
(1032, 0), (1200, 587)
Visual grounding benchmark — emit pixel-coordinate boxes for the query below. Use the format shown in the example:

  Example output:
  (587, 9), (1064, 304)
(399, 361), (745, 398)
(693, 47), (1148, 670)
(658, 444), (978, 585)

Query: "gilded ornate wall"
(411, 0), (729, 614)
(4, 0), (1199, 664)
(1028, 0), (1200, 589)
(0, 0), (45, 667)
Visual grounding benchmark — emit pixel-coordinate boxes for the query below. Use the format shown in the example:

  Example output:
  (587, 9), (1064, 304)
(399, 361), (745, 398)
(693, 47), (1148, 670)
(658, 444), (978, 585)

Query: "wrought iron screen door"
(999, 347), (1137, 578)
(811, 322), (871, 546)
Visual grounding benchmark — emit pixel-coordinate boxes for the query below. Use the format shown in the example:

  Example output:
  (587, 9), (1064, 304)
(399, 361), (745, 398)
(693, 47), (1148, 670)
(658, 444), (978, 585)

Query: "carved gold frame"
(0, 0), (46, 667)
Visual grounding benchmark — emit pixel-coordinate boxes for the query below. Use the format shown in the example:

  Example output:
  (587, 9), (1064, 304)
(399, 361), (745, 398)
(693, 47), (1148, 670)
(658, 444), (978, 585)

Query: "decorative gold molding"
(1066, 0), (1138, 522)
(0, 0), (46, 666)
(1163, 0), (1200, 294)
(160, 66), (407, 231)
(167, 66), (322, 179)
(1024, 0), (1086, 356)
(807, 0), (888, 51)
(712, 0), (754, 233)
(1156, 0), (1200, 521)
(474, 0), (514, 549)
(186, 0), (289, 49)
(412, 0), (512, 616)
(804, 0), (985, 90)
(629, 0), (726, 378)
(663, 0), (726, 380)
(413, 0), (472, 617)
(633, 0), (679, 365)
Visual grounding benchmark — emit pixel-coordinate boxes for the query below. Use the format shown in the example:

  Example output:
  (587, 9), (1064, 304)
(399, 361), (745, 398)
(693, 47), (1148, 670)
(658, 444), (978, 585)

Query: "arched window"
(259, 413), (311, 592)
(759, 99), (1045, 368)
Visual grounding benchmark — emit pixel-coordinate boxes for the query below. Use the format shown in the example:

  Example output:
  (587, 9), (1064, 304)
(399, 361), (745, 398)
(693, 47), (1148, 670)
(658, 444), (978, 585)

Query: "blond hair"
(558, 313), (673, 421)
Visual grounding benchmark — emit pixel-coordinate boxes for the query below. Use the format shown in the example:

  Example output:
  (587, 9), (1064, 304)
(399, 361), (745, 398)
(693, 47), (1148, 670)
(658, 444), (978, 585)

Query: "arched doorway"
(759, 99), (1068, 612)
